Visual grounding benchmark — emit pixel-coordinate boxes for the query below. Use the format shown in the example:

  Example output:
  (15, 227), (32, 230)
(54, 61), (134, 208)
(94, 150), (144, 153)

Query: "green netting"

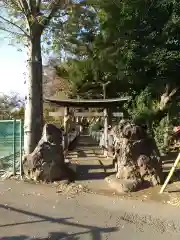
(0, 120), (24, 174)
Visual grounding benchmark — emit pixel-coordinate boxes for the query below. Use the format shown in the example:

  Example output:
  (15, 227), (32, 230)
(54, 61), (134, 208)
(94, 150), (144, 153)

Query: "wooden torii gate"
(45, 97), (129, 153)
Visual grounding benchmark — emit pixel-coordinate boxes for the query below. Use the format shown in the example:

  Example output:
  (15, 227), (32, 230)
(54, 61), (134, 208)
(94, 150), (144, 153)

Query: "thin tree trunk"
(24, 33), (43, 154)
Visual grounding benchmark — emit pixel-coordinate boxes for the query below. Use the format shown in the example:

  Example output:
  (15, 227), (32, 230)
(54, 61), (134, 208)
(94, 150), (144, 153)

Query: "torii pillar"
(63, 106), (69, 155)
(104, 107), (108, 157)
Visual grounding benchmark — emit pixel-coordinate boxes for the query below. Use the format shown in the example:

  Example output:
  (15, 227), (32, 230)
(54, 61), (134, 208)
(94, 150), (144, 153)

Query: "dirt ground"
(1, 135), (180, 239)
(66, 135), (180, 208)
(2, 134), (180, 207)
(1, 179), (180, 239)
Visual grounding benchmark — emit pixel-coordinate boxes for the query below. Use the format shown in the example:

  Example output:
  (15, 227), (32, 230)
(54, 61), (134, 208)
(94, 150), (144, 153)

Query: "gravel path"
(0, 180), (180, 239)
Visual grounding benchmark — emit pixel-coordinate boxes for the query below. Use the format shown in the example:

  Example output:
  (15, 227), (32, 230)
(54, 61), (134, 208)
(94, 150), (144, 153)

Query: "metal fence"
(0, 120), (23, 176)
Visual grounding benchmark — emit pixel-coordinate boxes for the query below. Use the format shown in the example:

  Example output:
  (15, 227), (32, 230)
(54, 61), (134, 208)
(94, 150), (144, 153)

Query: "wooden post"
(108, 108), (112, 127)
(102, 81), (110, 157)
(163, 113), (169, 152)
(104, 108), (108, 157)
(63, 107), (69, 155)
(76, 116), (79, 123)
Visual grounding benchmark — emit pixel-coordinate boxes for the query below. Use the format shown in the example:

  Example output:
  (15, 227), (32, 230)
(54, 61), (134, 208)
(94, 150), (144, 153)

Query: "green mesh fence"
(0, 120), (23, 176)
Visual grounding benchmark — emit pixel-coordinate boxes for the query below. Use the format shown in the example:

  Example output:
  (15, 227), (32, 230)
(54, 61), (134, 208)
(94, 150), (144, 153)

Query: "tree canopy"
(1, 0), (180, 152)
(54, 0), (180, 101)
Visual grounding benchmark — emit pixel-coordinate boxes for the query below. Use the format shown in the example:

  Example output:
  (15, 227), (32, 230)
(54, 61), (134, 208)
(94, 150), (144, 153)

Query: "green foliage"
(11, 107), (24, 120)
(50, 0), (180, 152)
(89, 120), (103, 132)
(153, 115), (174, 154)
(52, 2), (98, 58)
(53, 0), (180, 103)
(126, 88), (155, 125)
(125, 87), (179, 151)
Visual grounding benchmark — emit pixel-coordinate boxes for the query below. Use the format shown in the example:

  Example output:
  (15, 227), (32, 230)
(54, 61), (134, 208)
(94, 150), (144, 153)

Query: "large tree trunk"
(24, 33), (43, 154)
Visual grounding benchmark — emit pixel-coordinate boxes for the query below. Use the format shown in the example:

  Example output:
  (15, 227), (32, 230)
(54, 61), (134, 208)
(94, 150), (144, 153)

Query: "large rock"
(23, 124), (75, 182)
(109, 121), (163, 192)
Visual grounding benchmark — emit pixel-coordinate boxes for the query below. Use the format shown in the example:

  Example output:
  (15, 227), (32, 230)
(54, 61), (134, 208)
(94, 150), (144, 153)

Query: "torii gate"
(45, 97), (129, 153)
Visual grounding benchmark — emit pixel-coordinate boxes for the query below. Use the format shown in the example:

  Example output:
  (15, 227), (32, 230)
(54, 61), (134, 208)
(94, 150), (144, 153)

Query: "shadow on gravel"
(0, 232), (78, 239)
(0, 204), (118, 240)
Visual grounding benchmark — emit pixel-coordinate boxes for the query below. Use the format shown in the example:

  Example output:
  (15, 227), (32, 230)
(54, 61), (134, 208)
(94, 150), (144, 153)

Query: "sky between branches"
(0, 41), (26, 96)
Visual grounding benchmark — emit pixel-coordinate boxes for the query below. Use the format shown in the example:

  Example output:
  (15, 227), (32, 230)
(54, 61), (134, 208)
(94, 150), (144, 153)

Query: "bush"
(89, 121), (103, 132)
(124, 88), (175, 154)
(153, 116), (173, 154)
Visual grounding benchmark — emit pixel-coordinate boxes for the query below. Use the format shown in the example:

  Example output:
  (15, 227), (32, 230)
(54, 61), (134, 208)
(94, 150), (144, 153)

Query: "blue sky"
(0, 26), (55, 97)
(0, 39), (27, 96)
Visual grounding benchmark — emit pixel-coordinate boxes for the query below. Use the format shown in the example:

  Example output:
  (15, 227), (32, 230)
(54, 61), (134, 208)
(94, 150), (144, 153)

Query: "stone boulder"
(23, 124), (76, 182)
(108, 121), (163, 192)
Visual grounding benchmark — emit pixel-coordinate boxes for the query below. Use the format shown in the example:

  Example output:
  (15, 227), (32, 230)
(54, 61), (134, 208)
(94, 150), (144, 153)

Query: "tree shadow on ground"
(77, 164), (114, 180)
(1, 232), (78, 239)
(1, 229), (111, 240)
(0, 204), (118, 240)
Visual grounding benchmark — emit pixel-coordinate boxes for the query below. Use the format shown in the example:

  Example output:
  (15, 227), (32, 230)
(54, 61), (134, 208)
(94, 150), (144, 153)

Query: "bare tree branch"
(0, 26), (26, 36)
(13, 0), (30, 26)
(14, 0), (29, 17)
(169, 88), (178, 97)
(41, 7), (58, 29)
(29, 0), (34, 12)
(1, 0), (21, 11)
(39, 0), (72, 29)
(36, 0), (41, 10)
(3, 0), (30, 19)
(18, 0), (31, 18)
(29, 0), (37, 15)
(159, 85), (178, 111)
(0, 15), (30, 38)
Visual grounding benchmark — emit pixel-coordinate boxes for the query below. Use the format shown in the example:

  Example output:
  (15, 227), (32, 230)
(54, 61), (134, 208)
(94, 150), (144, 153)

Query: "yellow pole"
(159, 152), (180, 194)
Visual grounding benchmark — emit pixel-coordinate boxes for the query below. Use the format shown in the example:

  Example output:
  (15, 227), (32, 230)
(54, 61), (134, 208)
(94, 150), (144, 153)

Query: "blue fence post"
(13, 119), (16, 175)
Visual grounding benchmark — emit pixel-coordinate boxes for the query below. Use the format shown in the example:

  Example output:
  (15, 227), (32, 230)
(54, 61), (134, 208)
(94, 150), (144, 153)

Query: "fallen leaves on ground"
(167, 197), (180, 207)
(56, 182), (92, 198)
